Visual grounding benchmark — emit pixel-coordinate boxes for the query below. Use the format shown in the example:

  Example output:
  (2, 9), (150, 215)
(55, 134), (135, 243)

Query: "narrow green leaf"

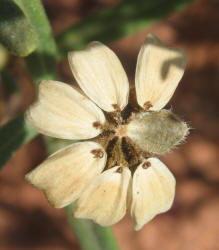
(66, 204), (119, 250)
(0, 115), (37, 169)
(1, 71), (18, 93)
(0, 0), (57, 167)
(14, 0), (57, 83)
(0, 0), (38, 57)
(56, 0), (196, 58)
(0, 44), (9, 70)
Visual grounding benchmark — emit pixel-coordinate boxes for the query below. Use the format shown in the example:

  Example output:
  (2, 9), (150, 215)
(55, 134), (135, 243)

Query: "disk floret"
(92, 96), (188, 173)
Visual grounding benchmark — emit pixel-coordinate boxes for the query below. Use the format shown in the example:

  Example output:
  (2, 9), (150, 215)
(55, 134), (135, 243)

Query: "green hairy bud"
(127, 109), (188, 154)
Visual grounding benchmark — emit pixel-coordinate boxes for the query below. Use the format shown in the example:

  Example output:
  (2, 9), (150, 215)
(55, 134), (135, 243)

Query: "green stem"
(65, 204), (119, 250)
(14, 0), (57, 83)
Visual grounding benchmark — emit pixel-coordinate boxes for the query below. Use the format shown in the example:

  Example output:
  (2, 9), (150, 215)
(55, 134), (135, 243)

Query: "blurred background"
(0, 0), (219, 249)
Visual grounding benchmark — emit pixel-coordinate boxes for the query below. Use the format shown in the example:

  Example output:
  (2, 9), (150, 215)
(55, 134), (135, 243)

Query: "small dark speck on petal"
(142, 161), (151, 169)
(116, 166), (123, 173)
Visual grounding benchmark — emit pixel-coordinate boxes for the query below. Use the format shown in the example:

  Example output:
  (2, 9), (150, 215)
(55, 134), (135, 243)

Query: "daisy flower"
(25, 34), (188, 230)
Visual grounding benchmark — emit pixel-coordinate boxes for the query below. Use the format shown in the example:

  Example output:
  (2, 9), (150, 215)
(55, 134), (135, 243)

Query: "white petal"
(25, 80), (105, 140)
(131, 158), (176, 230)
(135, 34), (186, 111)
(25, 142), (106, 208)
(68, 42), (129, 112)
(73, 166), (131, 226)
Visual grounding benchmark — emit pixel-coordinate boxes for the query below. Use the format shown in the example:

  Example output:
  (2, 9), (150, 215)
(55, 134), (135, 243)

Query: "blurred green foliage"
(0, 0), (57, 169)
(0, 45), (9, 70)
(0, 0), (38, 56)
(13, 0), (57, 82)
(1, 71), (18, 94)
(56, 0), (196, 58)
(0, 0), (197, 249)
(0, 115), (37, 169)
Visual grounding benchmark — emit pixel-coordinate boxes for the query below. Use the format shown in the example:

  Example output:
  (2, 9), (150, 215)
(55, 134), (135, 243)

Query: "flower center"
(90, 88), (188, 173)
(115, 125), (127, 138)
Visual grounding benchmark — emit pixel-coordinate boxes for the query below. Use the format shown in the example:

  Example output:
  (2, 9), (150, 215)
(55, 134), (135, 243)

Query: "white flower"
(25, 34), (188, 230)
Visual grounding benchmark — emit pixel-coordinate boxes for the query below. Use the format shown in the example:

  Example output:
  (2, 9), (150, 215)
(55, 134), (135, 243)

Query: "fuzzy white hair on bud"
(127, 109), (189, 154)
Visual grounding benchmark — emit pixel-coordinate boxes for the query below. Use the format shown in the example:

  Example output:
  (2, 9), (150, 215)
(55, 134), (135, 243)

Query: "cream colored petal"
(73, 166), (131, 226)
(25, 142), (106, 208)
(68, 42), (129, 112)
(135, 34), (186, 111)
(131, 158), (176, 230)
(25, 80), (105, 140)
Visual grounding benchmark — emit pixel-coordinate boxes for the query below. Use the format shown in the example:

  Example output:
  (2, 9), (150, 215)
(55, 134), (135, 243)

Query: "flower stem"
(65, 203), (120, 250)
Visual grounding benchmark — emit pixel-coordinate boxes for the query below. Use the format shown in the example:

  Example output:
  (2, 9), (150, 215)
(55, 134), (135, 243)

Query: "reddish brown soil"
(1, 0), (219, 249)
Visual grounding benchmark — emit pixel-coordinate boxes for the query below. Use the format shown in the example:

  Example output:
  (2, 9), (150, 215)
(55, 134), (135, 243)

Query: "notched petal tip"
(25, 142), (107, 209)
(73, 166), (131, 227)
(131, 158), (175, 230)
(25, 171), (63, 209)
(25, 80), (105, 140)
(145, 33), (163, 46)
(135, 33), (186, 111)
(86, 41), (104, 49)
(68, 42), (129, 112)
